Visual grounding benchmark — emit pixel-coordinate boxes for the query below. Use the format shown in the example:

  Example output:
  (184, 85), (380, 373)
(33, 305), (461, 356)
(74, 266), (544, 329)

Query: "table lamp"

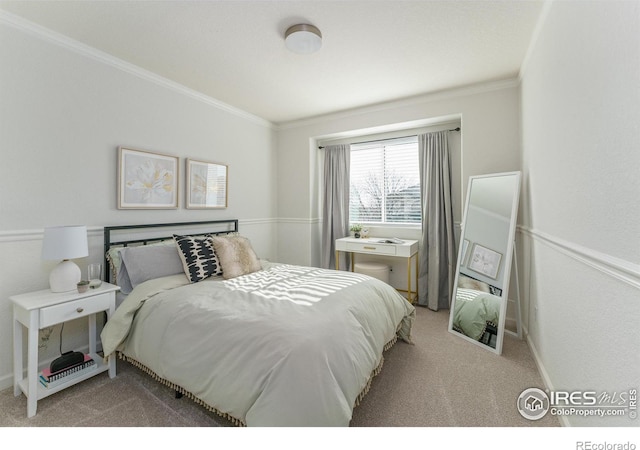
(41, 225), (88, 292)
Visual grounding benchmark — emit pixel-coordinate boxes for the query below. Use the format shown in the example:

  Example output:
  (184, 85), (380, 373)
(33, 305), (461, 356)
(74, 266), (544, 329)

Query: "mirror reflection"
(449, 172), (521, 355)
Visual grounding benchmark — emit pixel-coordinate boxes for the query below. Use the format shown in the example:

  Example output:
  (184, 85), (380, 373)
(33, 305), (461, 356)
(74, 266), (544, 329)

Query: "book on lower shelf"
(39, 354), (97, 388)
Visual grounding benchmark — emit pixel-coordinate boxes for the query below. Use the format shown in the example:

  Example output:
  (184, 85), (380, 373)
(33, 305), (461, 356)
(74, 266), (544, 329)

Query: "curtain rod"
(317, 127), (461, 149)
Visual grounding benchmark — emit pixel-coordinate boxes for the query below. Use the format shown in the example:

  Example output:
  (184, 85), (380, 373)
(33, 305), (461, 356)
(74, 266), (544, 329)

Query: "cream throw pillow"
(211, 235), (262, 279)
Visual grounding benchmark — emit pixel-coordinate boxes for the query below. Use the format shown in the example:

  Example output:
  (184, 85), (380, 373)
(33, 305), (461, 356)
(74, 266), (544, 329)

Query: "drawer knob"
(363, 246), (376, 250)
(76, 307), (84, 313)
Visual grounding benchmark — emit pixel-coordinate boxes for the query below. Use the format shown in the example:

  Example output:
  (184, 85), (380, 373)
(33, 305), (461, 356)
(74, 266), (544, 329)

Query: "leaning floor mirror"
(448, 171), (521, 355)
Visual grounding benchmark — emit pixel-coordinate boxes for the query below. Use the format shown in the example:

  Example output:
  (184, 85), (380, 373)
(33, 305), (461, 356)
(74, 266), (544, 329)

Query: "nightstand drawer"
(346, 241), (396, 255)
(39, 293), (112, 328)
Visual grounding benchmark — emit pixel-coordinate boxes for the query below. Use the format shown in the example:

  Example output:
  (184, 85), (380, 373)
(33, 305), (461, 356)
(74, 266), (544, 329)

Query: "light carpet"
(0, 307), (559, 427)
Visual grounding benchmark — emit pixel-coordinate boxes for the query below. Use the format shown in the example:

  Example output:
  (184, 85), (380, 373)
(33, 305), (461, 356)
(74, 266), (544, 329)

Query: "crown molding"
(0, 10), (274, 129)
(0, 9), (524, 133)
(276, 77), (520, 131)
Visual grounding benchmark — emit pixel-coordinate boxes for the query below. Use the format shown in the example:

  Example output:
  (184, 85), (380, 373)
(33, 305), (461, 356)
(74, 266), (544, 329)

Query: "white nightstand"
(11, 282), (120, 417)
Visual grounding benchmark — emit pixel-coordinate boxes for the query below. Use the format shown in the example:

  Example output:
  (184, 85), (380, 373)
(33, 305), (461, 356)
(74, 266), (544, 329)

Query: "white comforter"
(101, 263), (415, 426)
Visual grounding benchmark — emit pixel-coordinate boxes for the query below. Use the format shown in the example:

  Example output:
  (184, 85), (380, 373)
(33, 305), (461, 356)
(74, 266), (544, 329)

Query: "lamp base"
(49, 259), (81, 293)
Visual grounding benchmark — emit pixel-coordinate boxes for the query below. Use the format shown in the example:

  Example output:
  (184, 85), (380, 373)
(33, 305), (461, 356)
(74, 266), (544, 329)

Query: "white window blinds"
(349, 136), (420, 224)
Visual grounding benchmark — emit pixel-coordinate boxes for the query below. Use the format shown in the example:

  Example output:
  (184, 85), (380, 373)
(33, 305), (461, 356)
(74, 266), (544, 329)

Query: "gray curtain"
(321, 144), (350, 269)
(418, 131), (455, 310)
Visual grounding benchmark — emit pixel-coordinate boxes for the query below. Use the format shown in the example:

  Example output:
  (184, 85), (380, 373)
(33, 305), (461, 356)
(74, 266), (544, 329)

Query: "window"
(349, 136), (420, 225)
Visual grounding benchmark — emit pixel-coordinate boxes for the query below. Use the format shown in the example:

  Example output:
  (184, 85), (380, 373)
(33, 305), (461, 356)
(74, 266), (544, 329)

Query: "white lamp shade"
(42, 226), (88, 292)
(285, 24), (322, 54)
(42, 225), (88, 260)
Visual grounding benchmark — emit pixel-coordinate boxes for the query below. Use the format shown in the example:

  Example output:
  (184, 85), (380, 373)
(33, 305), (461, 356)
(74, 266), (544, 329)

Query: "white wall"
(0, 17), (277, 389)
(519, 0), (640, 426)
(275, 81), (522, 283)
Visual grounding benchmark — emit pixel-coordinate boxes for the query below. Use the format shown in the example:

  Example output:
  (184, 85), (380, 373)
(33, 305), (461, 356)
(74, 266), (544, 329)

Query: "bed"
(452, 275), (502, 347)
(100, 220), (415, 426)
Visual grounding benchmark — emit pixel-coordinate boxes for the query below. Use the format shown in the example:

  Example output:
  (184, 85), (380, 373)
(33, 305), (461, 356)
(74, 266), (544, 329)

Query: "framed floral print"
(118, 147), (179, 209)
(186, 159), (228, 209)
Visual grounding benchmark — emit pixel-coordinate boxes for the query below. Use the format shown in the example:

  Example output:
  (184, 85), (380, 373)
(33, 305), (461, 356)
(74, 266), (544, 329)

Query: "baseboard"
(0, 373), (12, 392)
(523, 326), (570, 427)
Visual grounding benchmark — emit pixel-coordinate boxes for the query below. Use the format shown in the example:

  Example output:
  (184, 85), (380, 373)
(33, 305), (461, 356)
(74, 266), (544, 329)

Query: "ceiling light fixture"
(285, 24), (322, 54)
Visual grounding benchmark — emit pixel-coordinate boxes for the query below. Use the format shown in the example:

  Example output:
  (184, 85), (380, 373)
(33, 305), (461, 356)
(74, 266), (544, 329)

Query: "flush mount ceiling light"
(285, 24), (322, 54)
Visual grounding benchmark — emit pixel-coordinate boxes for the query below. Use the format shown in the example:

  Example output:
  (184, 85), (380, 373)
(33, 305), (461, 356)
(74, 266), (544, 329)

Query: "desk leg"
(26, 311), (38, 418)
(335, 250), (339, 270)
(415, 254), (419, 302)
(407, 257), (412, 303)
(13, 311), (22, 397)
(351, 253), (354, 272)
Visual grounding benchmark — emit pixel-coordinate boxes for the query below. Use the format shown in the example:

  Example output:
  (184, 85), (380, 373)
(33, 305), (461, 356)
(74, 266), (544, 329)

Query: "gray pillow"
(116, 256), (134, 295)
(120, 244), (185, 290)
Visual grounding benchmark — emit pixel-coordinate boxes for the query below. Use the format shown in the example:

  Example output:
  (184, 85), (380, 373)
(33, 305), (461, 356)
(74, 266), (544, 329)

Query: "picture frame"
(118, 147), (179, 209)
(186, 158), (228, 209)
(468, 243), (502, 279)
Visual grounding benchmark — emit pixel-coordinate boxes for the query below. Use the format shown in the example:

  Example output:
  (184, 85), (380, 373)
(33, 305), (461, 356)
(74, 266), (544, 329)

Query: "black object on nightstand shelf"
(50, 351), (85, 373)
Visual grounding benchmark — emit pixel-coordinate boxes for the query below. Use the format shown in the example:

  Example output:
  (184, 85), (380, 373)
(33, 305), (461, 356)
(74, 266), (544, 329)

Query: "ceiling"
(0, 0), (545, 125)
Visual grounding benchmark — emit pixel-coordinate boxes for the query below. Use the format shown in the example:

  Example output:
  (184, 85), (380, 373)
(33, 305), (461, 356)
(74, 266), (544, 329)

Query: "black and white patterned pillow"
(173, 235), (222, 283)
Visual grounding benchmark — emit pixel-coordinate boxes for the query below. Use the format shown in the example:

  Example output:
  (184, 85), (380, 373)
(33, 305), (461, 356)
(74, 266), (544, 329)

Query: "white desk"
(335, 237), (419, 303)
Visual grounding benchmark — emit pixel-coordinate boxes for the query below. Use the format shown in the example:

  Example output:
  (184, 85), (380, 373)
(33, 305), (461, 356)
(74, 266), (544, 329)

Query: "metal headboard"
(103, 219), (239, 282)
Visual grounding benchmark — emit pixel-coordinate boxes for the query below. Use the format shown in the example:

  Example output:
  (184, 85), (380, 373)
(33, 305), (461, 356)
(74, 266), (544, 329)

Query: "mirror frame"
(448, 171), (521, 355)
